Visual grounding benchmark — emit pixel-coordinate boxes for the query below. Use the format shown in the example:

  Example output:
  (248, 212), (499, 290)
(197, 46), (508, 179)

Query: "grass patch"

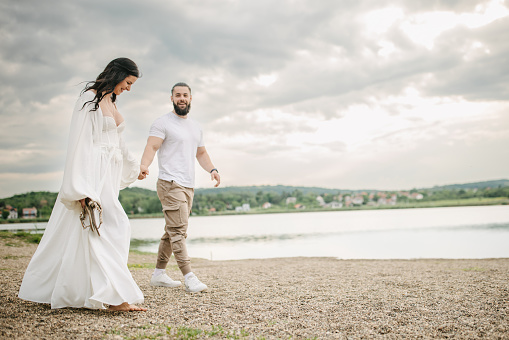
(205, 325), (224, 337)
(0, 231), (42, 244)
(167, 325), (249, 339)
(125, 333), (164, 340)
(105, 324), (250, 340)
(170, 326), (203, 339)
(3, 255), (24, 260)
(128, 263), (156, 269)
(106, 328), (121, 336)
(461, 267), (487, 272)
(130, 239), (157, 248)
(129, 249), (156, 255)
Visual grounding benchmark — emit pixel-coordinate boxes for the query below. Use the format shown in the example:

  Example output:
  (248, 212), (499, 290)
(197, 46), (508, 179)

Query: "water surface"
(4, 205), (508, 260)
(129, 205), (509, 260)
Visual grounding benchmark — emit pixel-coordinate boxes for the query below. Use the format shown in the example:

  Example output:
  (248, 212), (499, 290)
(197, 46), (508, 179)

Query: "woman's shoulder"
(75, 90), (97, 108)
(73, 90), (100, 117)
(79, 90), (96, 101)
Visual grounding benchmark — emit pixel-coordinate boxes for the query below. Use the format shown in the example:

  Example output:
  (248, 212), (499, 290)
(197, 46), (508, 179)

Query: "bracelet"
(210, 168), (218, 173)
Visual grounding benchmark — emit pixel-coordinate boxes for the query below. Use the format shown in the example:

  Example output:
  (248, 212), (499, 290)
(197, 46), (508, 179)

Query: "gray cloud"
(419, 19), (509, 101)
(0, 0), (508, 196)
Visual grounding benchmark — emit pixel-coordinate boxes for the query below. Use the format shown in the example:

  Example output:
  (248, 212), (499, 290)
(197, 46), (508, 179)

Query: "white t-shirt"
(149, 112), (204, 188)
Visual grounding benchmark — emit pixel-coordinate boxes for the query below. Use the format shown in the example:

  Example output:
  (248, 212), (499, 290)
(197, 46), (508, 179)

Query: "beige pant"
(156, 179), (194, 275)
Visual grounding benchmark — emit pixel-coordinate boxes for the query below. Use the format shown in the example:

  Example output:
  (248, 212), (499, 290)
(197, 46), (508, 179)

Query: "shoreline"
(2, 198), (508, 224)
(1, 238), (509, 339)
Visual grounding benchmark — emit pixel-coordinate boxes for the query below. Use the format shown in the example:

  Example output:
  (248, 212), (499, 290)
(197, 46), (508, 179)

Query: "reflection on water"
(166, 222), (509, 245)
(4, 206), (508, 260)
(129, 205), (509, 260)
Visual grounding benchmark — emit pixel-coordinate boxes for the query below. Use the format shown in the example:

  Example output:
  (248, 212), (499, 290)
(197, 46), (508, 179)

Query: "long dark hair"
(81, 57), (140, 111)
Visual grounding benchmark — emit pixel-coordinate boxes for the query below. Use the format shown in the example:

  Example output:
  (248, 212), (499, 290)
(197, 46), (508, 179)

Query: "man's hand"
(139, 136), (163, 180)
(211, 171), (220, 187)
(138, 165), (149, 180)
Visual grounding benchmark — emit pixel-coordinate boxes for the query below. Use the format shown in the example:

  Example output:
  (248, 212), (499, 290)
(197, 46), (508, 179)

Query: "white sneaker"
(150, 272), (182, 287)
(185, 273), (208, 293)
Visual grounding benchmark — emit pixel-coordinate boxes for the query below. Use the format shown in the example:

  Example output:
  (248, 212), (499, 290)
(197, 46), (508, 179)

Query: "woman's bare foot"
(107, 302), (147, 312)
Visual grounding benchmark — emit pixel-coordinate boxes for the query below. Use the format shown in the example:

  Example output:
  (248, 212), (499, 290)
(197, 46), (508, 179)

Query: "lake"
(4, 205), (509, 261)
(130, 205), (509, 260)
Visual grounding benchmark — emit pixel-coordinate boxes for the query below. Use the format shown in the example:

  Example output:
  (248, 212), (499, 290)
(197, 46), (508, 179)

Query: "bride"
(18, 58), (146, 311)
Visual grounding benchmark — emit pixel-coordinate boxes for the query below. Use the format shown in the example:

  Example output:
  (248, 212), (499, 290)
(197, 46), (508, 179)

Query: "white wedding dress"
(18, 91), (144, 309)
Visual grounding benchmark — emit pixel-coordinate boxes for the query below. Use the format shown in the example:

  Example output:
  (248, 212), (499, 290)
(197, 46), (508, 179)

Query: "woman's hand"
(79, 198), (88, 209)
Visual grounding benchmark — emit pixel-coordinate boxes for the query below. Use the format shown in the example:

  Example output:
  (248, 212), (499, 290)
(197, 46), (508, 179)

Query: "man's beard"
(173, 101), (191, 116)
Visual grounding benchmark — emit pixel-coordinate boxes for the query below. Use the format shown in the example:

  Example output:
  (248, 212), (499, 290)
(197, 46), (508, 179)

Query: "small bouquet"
(79, 198), (103, 236)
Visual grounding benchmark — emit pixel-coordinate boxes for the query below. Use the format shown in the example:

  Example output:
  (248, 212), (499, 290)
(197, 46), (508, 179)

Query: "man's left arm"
(196, 146), (220, 187)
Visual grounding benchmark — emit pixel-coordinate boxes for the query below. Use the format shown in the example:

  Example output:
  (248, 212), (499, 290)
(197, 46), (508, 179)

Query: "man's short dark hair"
(171, 82), (191, 95)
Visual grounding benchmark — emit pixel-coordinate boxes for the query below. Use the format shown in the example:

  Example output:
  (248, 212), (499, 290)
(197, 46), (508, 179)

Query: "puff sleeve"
(59, 92), (103, 211)
(119, 130), (140, 190)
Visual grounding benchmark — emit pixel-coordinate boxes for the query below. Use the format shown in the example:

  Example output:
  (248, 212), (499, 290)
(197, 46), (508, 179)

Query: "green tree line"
(0, 191), (58, 220)
(1, 181), (508, 220)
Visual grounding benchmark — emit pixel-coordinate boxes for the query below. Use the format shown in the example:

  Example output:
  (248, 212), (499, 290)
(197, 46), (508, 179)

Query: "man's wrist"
(210, 168), (218, 174)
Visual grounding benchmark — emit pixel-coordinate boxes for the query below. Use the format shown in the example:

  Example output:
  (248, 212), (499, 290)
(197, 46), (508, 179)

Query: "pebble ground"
(1, 238), (508, 339)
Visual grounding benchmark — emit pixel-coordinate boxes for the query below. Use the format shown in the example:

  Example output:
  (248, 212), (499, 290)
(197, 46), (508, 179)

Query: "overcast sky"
(1, 0), (508, 197)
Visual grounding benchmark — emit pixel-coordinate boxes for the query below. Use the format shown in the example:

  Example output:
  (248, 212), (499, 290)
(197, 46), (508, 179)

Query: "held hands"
(138, 165), (149, 180)
(138, 163), (220, 186)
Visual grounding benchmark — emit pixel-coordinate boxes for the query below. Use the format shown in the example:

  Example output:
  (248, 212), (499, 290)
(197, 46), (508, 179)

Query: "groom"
(138, 82), (220, 293)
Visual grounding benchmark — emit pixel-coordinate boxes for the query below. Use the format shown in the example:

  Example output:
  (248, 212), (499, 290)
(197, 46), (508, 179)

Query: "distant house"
(286, 197), (297, 205)
(410, 193), (424, 200)
(6, 205), (18, 219)
(316, 196), (325, 206)
(378, 195), (397, 206)
(8, 208), (18, 219)
(22, 207), (37, 219)
(352, 197), (364, 206)
(325, 201), (343, 209)
(235, 204), (250, 212)
(390, 194), (398, 204)
(262, 202), (272, 209)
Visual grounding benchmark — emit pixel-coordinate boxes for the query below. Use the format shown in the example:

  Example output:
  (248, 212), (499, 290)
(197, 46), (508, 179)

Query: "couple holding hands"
(18, 58), (220, 311)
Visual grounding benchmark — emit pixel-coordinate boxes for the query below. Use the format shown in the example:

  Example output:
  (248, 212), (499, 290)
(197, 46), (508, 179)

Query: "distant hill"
(0, 179), (509, 201)
(194, 185), (342, 196)
(194, 179), (509, 196)
(1, 179), (508, 220)
(0, 191), (58, 218)
(119, 186), (157, 197)
(426, 179), (509, 191)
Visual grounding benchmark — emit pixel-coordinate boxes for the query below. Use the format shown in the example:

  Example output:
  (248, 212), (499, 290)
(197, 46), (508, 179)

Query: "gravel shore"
(1, 238), (508, 339)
